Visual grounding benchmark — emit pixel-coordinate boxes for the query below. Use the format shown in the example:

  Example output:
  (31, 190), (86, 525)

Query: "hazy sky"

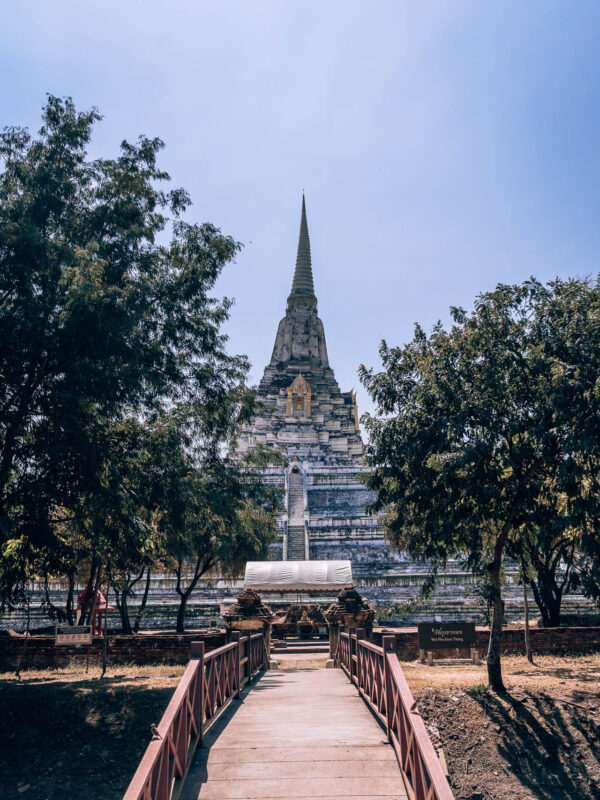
(2, 2), (599, 418)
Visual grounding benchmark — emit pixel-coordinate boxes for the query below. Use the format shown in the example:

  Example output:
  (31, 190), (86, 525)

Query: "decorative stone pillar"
(325, 587), (375, 659)
(222, 588), (276, 657)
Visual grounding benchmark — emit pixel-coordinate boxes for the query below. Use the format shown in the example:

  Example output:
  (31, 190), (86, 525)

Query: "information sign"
(417, 622), (476, 650)
(55, 625), (93, 646)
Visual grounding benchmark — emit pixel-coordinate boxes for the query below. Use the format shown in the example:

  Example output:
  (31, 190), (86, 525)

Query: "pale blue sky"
(1, 2), (599, 417)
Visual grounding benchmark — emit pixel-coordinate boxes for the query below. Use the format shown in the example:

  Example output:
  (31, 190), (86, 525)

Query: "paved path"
(182, 669), (408, 800)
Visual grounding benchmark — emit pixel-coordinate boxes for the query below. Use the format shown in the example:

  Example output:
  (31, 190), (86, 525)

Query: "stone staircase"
(287, 469), (306, 559)
(288, 470), (304, 520)
(271, 639), (330, 655)
(287, 525), (306, 559)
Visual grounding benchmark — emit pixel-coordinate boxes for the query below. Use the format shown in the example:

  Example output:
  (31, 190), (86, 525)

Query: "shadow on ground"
(470, 689), (600, 800)
(415, 684), (600, 800)
(0, 675), (176, 800)
(508, 665), (600, 685)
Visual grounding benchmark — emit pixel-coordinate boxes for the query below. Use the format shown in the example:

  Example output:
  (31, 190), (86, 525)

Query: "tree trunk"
(486, 568), (505, 692)
(115, 584), (132, 636)
(175, 573), (207, 633)
(176, 592), (190, 634)
(134, 569), (151, 633)
(113, 568), (145, 635)
(523, 580), (533, 664)
(78, 559), (98, 624)
(86, 564), (103, 626)
(15, 593), (31, 679)
(121, 592), (132, 635)
(113, 586), (122, 621)
(101, 575), (110, 678)
(66, 569), (75, 626)
(530, 577), (562, 628)
(175, 558), (203, 634)
(114, 587), (132, 635)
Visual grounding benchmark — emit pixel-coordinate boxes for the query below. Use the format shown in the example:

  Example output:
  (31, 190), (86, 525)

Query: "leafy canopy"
(361, 278), (600, 568)
(360, 277), (600, 688)
(0, 96), (266, 607)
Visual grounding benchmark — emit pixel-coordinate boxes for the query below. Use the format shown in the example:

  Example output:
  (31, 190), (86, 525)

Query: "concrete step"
(272, 638), (330, 654)
(272, 646), (329, 654)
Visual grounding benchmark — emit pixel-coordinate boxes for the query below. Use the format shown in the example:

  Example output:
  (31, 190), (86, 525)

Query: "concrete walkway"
(182, 669), (408, 800)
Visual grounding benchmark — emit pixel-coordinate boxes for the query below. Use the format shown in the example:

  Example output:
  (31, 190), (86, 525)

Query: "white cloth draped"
(244, 560), (352, 589)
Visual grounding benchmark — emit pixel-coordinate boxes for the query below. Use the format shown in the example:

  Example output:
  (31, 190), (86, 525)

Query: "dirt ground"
(1, 655), (598, 799)
(405, 655), (600, 800)
(275, 651), (330, 670)
(0, 664), (185, 800)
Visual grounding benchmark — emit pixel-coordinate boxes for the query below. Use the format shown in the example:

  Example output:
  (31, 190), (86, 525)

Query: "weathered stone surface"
(325, 587), (375, 627)
(222, 587), (275, 653)
(222, 587), (275, 624)
(237, 197), (397, 572)
(325, 586), (375, 655)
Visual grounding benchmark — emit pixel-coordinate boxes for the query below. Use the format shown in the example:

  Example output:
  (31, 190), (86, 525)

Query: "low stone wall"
(3, 625), (598, 671)
(0, 631), (227, 671)
(373, 625), (600, 659)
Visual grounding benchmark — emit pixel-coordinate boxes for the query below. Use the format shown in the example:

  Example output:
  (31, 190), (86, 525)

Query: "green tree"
(573, 542), (600, 611)
(163, 435), (283, 633)
(83, 415), (168, 635)
(360, 278), (600, 691)
(0, 96), (251, 608)
(509, 514), (578, 628)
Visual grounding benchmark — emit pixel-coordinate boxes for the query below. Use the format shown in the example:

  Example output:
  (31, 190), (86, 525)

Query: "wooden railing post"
(190, 641), (203, 657)
(349, 627), (356, 684)
(356, 627), (365, 690)
(231, 631), (241, 698)
(191, 641), (205, 746)
(382, 635), (396, 742)
(262, 628), (269, 670)
(330, 623), (340, 663)
(245, 633), (251, 681)
(126, 637), (274, 800)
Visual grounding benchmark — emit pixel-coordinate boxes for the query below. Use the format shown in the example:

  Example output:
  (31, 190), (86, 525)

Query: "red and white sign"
(55, 625), (93, 646)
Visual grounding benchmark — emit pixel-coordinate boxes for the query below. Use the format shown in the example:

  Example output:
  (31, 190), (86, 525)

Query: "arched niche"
(286, 374), (311, 418)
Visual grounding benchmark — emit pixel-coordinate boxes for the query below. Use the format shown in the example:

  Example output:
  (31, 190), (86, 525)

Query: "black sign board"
(418, 622), (476, 650)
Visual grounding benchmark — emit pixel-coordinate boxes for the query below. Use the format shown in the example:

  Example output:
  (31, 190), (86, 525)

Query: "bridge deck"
(181, 669), (408, 800)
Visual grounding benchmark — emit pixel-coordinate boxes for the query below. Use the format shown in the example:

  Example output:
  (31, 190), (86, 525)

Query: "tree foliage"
(360, 278), (600, 690)
(0, 97), (281, 626)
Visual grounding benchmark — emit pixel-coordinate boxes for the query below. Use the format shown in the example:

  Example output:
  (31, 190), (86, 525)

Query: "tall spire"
(289, 194), (315, 297)
(271, 194), (329, 366)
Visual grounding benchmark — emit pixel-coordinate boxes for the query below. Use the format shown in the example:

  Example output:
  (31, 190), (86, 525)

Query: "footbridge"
(124, 631), (454, 800)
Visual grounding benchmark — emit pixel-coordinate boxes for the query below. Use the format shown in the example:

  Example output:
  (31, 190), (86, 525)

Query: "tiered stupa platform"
(236, 195), (402, 574)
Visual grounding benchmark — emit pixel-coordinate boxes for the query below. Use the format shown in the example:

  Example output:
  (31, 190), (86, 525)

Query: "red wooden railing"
(123, 632), (266, 800)
(337, 630), (454, 800)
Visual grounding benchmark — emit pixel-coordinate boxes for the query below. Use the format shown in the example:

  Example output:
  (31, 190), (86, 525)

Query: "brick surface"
(373, 625), (600, 659)
(0, 631), (226, 670)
